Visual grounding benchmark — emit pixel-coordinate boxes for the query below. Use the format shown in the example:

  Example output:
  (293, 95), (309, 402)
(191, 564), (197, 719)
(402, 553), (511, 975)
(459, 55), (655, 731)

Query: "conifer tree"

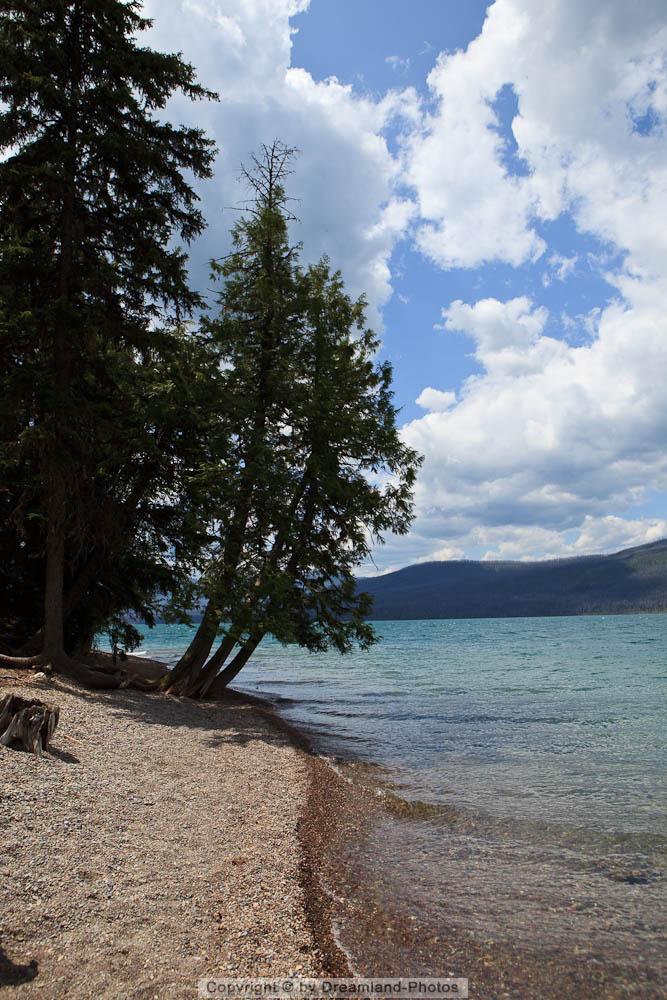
(165, 142), (303, 691)
(167, 146), (421, 698)
(0, 0), (217, 678)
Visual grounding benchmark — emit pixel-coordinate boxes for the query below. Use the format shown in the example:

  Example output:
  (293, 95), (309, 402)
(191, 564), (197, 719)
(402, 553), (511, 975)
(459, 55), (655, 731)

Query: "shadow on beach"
(0, 944), (38, 988)
(38, 670), (303, 755)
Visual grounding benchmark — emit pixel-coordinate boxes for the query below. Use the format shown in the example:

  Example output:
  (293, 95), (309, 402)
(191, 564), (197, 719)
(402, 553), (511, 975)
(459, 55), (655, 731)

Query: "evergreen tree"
(165, 142), (304, 691)
(0, 0), (217, 679)
(167, 146), (421, 698)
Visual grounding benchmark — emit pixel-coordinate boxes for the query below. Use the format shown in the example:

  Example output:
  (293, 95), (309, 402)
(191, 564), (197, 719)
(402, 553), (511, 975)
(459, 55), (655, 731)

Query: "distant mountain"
(357, 539), (667, 620)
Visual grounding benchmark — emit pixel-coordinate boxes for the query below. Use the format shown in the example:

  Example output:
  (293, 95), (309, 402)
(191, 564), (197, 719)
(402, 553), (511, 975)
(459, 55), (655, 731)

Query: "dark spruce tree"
(165, 144), (421, 698)
(0, 0), (217, 681)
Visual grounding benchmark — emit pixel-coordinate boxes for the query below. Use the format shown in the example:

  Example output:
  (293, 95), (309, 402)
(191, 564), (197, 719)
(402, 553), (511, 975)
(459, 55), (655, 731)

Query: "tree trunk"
(163, 602), (220, 691)
(42, 470), (68, 664)
(203, 633), (264, 698)
(179, 475), (312, 696)
(180, 630), (238, 696)
(17, 550), (101, 655)
(41, 1), (81, 671)
(183, 478), (317, 698)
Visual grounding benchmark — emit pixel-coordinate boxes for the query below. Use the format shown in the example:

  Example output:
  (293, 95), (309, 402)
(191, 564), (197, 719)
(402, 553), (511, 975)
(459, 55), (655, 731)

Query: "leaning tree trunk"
(180, 494), (310, 697)
(162, 602), (221, 692)
(0, 695), (60, 756)
(170, 239), (286, 695)
(202, 633), (264, 699)
(179, 629), (240, 697)
(167, 496), (254, 693)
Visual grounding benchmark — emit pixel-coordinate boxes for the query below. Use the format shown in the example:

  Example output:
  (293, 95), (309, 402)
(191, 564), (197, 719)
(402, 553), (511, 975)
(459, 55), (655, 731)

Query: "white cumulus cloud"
(400, 285), (667, 566)
(416, 387), (457, 412)
(143, 0), (419, 326)
(406, 0), (667, 275)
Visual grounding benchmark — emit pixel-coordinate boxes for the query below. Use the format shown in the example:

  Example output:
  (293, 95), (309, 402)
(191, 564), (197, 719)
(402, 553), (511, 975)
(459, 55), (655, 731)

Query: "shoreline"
(249, 688), (666, 1000)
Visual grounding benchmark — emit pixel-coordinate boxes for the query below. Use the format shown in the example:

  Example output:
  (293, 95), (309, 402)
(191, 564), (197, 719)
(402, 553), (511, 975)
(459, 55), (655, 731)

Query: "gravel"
(0, 671), (323, 999)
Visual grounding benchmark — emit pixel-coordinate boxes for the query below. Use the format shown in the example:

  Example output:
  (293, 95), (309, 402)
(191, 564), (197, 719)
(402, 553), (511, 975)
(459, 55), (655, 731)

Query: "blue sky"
(293, 1), (622, 425)
(293, 0), (495, 423)
(146, 0), (667, 571)
(291, 0), (489, 97)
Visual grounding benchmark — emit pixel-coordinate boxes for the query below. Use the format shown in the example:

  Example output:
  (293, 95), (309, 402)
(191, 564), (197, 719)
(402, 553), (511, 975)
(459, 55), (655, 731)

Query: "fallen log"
(0, 695), (60, 756)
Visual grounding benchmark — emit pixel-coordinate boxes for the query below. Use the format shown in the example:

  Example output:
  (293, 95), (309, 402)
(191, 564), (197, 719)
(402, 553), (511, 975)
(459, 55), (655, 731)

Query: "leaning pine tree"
(166, 144), (422, 698)
(0, 1), (217, 681)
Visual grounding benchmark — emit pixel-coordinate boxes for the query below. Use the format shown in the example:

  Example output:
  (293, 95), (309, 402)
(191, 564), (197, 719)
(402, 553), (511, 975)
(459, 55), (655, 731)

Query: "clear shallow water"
(110, 614), (667, 974)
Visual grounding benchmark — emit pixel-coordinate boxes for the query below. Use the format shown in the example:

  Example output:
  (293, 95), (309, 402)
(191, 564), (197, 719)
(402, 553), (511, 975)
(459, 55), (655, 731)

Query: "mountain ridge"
(357, 538), (667, 620)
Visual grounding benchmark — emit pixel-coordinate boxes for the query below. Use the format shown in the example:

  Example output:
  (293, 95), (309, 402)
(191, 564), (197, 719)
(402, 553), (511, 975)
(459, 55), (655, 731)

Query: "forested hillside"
(358, 540), (667, 620)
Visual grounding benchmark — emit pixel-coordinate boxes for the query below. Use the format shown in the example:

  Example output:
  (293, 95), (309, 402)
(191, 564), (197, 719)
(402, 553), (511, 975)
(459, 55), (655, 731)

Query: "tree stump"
(0, 695), (60, 756)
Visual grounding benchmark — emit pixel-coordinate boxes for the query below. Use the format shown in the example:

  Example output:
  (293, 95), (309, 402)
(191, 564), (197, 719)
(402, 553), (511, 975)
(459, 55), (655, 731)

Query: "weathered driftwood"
(0, 695), (60, 756)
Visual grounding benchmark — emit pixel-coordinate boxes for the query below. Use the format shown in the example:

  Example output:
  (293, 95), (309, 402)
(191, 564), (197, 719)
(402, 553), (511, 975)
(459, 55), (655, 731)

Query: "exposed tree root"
(54, 655), (123, 690)
(0, 644), (226, 699)
(57, 658), (161, 691)
(0, 652), (47, 668)
(0, 645), (168, 692)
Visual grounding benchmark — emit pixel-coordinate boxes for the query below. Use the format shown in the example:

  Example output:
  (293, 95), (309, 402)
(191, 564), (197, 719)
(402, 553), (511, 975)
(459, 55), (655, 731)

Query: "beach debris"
(0, 694), (60, 756)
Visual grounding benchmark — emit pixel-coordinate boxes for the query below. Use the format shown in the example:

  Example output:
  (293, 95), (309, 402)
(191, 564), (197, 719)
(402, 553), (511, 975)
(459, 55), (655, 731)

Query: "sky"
(143, 0), (667, 573)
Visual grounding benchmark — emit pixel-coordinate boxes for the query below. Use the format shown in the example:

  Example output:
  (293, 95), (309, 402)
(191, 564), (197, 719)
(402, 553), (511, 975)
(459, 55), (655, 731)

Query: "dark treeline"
(0, 1), (420, 694)
(358, 540), (667, 621)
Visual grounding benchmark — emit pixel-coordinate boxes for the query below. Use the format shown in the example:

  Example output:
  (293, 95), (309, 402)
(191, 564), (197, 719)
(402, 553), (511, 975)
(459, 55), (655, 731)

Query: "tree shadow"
(86, 683), (286, 743)
(102, 684), (316, 754)
(47, 746), (80, 764)
(203, 731), (259, 748)
(0, 944), (38, 987)
(4, 671), (309, 755)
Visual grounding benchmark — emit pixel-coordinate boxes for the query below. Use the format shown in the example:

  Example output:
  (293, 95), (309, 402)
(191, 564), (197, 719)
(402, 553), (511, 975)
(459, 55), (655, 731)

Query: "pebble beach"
(0, 669), (343, 999)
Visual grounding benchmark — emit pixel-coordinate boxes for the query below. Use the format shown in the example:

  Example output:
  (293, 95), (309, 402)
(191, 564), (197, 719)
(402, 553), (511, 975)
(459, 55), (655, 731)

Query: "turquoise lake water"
(108, 613), (667, 972)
